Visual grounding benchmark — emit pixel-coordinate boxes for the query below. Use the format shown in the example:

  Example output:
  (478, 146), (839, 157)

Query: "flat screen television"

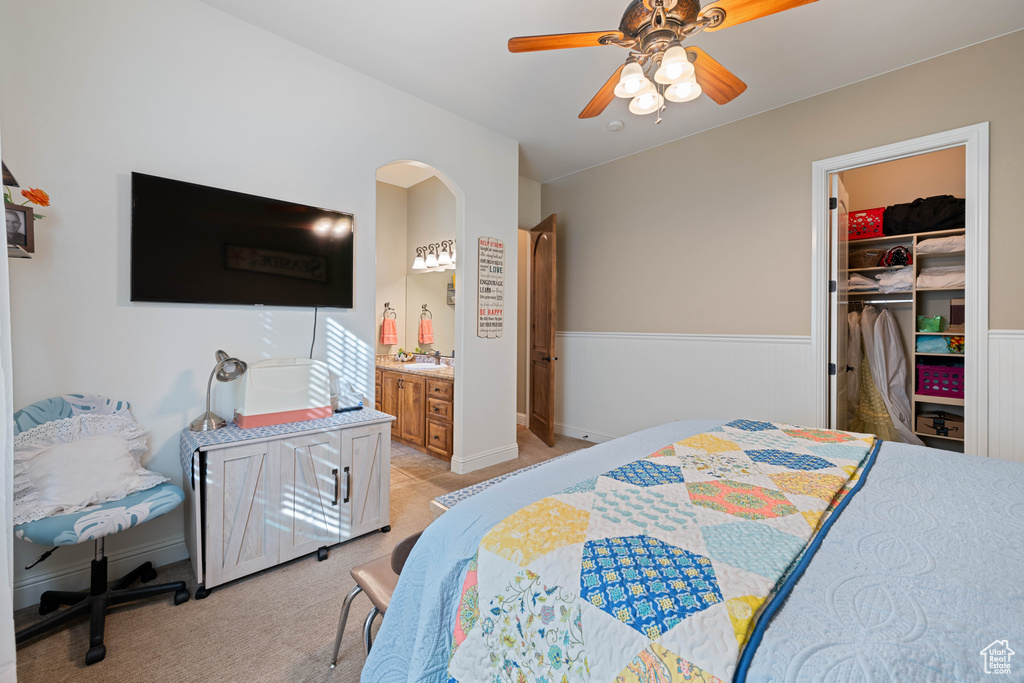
(131, 172), (354, 308)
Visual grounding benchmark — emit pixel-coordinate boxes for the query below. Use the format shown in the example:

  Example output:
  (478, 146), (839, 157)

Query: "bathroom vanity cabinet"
(376, 365), (454, 460)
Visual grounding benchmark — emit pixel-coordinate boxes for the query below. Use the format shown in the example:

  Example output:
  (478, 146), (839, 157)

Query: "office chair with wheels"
(13, 394), (189, 665)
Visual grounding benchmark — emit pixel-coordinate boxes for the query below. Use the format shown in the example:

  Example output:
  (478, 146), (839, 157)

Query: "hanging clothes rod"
(849, 298), (913, 305)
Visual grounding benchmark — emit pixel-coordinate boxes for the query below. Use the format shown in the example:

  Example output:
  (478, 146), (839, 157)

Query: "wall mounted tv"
(131, 172), (354, 308)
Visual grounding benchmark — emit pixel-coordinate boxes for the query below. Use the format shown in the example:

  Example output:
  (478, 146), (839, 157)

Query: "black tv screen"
(131, 172), (354, 308)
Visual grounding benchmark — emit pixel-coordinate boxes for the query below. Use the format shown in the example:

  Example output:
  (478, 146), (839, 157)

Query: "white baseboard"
(555, 422), (614, 444)
(451, 443), (519, 475)
(13, 536), (189, 610)
(516, 412), (528, 426)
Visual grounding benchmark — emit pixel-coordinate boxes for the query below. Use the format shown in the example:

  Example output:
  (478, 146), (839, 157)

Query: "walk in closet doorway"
(811, 124), (990, 456)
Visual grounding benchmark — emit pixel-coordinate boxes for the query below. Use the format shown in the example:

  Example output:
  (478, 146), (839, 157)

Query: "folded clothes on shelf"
(849, 273), (879, 291)
(917, 265), (965, 289)
(876, 266), (913, 293)
(916, 234), (966, 254)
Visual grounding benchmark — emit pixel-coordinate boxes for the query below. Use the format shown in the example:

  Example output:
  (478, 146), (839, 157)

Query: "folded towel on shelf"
(381, 318), (398, 345)
(876, 266), (913, 293)
(916, 234), (966, 254)
(418, 318), (434, 344)
(917, 265), (966, 289)
(849, 273), (878, 291)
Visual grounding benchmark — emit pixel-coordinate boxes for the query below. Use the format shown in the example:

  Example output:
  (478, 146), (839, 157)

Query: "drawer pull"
(433, 435), (439, 440)
(433, 407), (439, 412)
(434, 387), (440, 392)
(332, 468), (340, 506)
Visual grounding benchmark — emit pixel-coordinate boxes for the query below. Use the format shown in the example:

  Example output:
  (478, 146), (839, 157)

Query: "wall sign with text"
(477, 236), (504, 338)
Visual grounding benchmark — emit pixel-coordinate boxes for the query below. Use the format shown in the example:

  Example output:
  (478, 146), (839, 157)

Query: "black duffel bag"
(883, 195), (965, 235)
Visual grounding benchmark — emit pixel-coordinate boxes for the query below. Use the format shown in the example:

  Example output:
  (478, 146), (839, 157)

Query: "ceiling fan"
(509, 0), (819, 121)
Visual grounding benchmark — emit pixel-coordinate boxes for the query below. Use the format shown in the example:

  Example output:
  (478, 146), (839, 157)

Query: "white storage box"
(234, 358), (332, 428)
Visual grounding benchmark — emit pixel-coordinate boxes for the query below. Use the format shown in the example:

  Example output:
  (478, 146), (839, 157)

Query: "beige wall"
(842, 147), (965, 211)
(406, 176), (456, 354)
(542, 30), (1024, 334)
(376, 181), (408, 354)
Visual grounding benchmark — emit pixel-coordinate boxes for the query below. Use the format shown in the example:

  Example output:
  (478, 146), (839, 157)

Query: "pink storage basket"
(916, 364), (964, 398)
(849, 207), (884, 240)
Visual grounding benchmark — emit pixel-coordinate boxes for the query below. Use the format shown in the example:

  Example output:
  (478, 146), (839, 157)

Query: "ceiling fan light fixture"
(614, 60), (650, 99)
(629, 91), (664, 116)
(654, 44), (694, 85)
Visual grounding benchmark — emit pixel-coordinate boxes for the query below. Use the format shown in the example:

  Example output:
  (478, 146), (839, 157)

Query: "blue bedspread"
(747, 441), (1024, 682)
(363, 421), (1024, 682)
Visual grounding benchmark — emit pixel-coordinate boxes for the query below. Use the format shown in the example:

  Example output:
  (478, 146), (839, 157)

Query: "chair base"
(15, 556), (189, 665)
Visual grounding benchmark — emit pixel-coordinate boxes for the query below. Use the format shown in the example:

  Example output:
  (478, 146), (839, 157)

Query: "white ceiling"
(201, 0), (1024, 183)
(376, 161), (438, 189)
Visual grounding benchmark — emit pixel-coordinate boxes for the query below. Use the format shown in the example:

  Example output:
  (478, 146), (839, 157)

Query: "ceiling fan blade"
(688, 47), (747, 105)
(508, 31), (623, 53)
(579, 65), (626, 119)
(699, 0), (818, 32)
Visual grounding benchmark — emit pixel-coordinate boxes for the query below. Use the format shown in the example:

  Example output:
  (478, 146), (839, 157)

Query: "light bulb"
(629, 91), (664, 116)
(654, 45), (695, 85)
(614, 61), (652, 99)
(665, 74), (702, 103)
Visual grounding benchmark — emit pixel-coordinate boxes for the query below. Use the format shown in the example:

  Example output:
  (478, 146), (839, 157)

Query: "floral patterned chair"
(13, 394), (189, 665)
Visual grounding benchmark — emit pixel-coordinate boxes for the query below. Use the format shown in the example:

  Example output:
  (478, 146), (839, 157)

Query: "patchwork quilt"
(445, 420), (876, 683)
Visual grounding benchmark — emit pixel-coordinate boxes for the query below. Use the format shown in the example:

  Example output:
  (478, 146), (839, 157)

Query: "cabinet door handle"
(343, 466), (350, 504)
(433, 406), (439, 412)
(332, 468), (340, 506)
(433, 435), (439, 440)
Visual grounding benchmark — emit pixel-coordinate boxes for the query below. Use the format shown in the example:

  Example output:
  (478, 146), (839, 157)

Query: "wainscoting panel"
(554, 332), (816, 442)
(988, 331), (1024, 464)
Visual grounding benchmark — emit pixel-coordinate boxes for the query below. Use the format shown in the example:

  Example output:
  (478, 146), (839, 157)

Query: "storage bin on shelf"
(848, 208), (884, 240)
(916, 363), (964, 399)
(849, 248), (887, 269)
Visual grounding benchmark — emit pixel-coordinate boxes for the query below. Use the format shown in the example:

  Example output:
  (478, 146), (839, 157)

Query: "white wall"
(375, 182), (408, 355)
(0, 0), (518, 607)
(405, 177), (456, 355)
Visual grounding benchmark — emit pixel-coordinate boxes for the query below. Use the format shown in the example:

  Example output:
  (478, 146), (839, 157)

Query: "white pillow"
(13, 414), (169, 526)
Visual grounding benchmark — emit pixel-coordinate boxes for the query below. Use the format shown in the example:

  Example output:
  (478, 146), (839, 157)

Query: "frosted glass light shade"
(412, 255), (426, 270)
(614, 61), (652, 99)
(425, 252), (439, 269)
(665, 75), (702, 103)
(629, 91), (664, 115)
(654, 45), (695, 85)
(437, 249), (452, 267)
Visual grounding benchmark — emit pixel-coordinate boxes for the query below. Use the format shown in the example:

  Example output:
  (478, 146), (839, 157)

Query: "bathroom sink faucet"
(434, 350), (441, 365)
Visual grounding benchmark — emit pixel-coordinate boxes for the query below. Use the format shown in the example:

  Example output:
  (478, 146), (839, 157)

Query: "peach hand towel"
(418, 318), (434, 344)
(381, 318), (398, 345)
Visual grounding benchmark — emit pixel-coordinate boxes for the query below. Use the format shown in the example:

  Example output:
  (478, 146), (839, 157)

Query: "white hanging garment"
(847, 310), (862, 426)
(863, 307), (924, 446)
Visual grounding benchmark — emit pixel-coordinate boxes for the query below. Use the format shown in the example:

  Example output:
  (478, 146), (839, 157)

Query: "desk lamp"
(190, 350), (247, 431)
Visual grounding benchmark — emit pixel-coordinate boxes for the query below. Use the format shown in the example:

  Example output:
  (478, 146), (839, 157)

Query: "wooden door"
(381, 371), (401, 438)
(399, 374), (426, 446)
(344, 424), (389, 539)
(205, 442), (279, 588)
(279, 431), (342, 561)
(529, 215), (557, 446)
(829, 174), (850, 429)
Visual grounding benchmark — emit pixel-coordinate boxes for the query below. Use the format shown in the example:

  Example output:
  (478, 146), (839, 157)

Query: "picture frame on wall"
(5, 203), (34, 254)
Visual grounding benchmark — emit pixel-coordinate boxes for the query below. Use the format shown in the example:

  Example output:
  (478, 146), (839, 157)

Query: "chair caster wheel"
(141, 565), (158, 583)
(195, 586), (210, 600)
(38, 598), (58, 616)
(174, 589), (190, 605)
(85, 644), (106, 665)
(381, 525), (391, 533)
(317, 547), (329, 562)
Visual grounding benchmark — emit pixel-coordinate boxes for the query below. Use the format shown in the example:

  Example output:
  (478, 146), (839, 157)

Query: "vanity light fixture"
(411, 240), (456, 272)
(412, 247), (427, 270)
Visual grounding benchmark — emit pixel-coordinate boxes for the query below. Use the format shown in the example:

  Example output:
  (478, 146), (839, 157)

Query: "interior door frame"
(810, 122), (989, 456)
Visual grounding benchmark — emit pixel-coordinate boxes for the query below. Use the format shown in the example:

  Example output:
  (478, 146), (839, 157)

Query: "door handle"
(343, 466), (350, 504)
(542, 356), (558, 361)
(332, 468), (340, 506)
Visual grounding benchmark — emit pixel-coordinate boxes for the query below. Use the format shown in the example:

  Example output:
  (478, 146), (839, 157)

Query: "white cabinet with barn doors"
(181, 411), (393, 598)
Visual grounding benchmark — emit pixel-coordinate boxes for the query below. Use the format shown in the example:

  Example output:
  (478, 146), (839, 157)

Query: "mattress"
(361, 420), (1024, 682)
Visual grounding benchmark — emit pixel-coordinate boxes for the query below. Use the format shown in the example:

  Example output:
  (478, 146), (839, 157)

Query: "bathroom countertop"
(375, 356), (455, 380)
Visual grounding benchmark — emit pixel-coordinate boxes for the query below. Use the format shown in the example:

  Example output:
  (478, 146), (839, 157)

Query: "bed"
(362, 419), (1024, 682)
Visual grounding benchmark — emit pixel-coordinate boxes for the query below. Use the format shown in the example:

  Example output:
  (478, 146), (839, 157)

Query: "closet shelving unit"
(845, 227), (966, 451)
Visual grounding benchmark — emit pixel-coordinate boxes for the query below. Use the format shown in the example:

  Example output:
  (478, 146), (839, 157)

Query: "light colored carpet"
(13, 428), (591, 682)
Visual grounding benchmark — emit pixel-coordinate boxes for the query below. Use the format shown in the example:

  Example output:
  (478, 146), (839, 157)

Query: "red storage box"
(849, 207), (884, 240)
(916, 363), (964, 399)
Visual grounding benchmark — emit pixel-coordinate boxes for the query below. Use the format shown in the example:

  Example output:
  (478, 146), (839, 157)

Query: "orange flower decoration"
(21, 188), (50, 207)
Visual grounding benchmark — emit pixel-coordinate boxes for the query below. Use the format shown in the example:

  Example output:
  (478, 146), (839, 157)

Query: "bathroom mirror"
(375, 164), (456, 357)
